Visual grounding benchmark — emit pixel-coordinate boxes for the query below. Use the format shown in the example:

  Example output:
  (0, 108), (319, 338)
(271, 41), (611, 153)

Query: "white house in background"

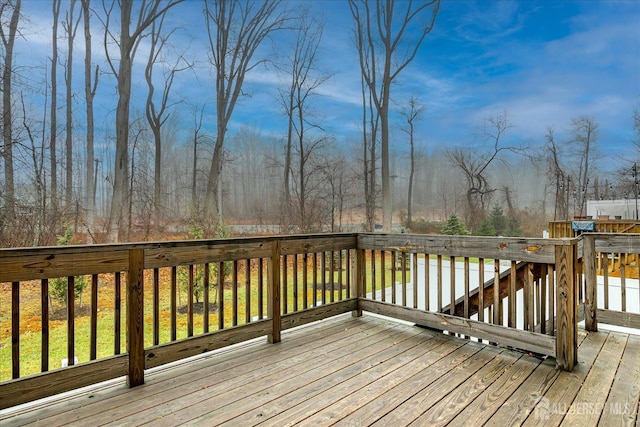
(586, 198), (639, 220)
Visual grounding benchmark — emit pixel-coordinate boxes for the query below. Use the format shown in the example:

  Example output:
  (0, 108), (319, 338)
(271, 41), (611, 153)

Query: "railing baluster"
(603, 253), (609, 309)
(528, 263), (535, 331)
(90, 274), (99, 359)
(258, 258), (265, 319)
(493, 260), (500, 326)
(321, 252), (326, 305)
(153, 269), (160, 345)
(391, 251), (397, 305)
(41, 278), (49, 372)
(540, 266), (547, 334)
(413, 253), (418, 309)
(218, 261), (224, 330)
(478, 258), (484, 323)
(188, 265), (194, 337)
(548, 264), (555, 335)
(370, 249), (376, 300)
(115, 272), (122, 354)
(232, 260), (239, 326)
(620, 264), (626, 312)
(509, 261), (516, 328)
(246, 259), (251, 323)
(450, 256), (455, 316)
(170, 267), (177, 341)
(313, 252), (318, 307)
(380, 251), (386, 303)
(282, 255), (288, 314)
(346, 250), (351, 299)
(12, 281), (19, 379)
(292, 255), (298, 311)
(330, 251), (335, 303)
(339, 250), (344, 300)
(302, 253), (308, 308)
(437, 255), (443, 313)
(401, 252), (407, 307)
(424, 253), (430, 311)
(464, 257), (469, 320)
(204, 263), (210, 333)
(67, 276), (75, 367)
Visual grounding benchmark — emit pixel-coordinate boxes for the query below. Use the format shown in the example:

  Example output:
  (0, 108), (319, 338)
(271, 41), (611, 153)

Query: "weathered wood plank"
(338, 340), (487, 426)
(408, 350), (522, 426)
(0, 250), (129, 282)
(521, 331), (608, 426)
(597, 309), (640, 330)
(115, 322), (410, 425)
(0, 355), (128, 410)
(281, 299), (357, 330)
(144, 241), (272, 268)
(447, 354), (542, 427)
(9, 315), (380, 426)
(282, 335), (460, 427)
(481, 357), (560, 426)
(599, 334), (640, 426)
(144, 319), (273, 369)
(593, 233), (640, 253)
(561, 332), (628, 426)
(357, 233), (563, 263)
(371, 346), (503, 426)
(211, 326), (435, 425)
(359, 299), (556, 356)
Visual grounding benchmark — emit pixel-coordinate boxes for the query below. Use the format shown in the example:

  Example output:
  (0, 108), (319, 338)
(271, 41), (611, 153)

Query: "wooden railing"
(0, 233), (587, 409)
(355, 234), (579, 370)
(0, 234), (358, 409)
(583, 233), (640, 332)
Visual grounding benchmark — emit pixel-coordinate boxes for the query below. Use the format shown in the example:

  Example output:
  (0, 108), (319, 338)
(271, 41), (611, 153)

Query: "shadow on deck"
(2, 313), (638, 427)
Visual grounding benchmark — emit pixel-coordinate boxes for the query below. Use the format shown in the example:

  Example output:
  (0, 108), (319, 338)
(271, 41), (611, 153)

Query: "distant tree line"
(0, 0), (638, 247)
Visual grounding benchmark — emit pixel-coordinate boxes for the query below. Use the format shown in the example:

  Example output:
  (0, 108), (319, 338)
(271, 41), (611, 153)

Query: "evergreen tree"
(441, 213), (469, 235)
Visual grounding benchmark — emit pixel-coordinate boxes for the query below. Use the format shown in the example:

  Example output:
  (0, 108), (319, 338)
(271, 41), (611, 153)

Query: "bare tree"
(81, 0), (99, 236)
(144, 14), (190, 225)
(568, 116), (599, 217)
(101, 0), (183, 241)
(50, 0), (61, 216)
(203, 0), (292, 223)
(278, 13), (329, 232)
(398, 96), (424, 226)
(348, 0), (439, 232)
(544, 127), (569, 220)
(63, 0), (81, 208)
(0, 0), (21, 221)
(447, 112), (522, 230)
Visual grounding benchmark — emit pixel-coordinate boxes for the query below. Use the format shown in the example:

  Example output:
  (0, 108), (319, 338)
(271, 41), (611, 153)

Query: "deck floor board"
(0, 314), (638, 427)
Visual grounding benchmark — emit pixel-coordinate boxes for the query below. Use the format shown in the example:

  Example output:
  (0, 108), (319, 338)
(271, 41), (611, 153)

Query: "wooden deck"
(1, 314), (639, 427)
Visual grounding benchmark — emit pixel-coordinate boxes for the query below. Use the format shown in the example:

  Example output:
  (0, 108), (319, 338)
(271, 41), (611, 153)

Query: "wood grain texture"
(359, 299), (555, 356)
(0, 355), (128, 410)
(358, 233), (562, 263)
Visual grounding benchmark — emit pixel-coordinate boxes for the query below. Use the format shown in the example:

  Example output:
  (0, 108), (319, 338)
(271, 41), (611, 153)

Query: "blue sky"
(16, 0), (640, 164)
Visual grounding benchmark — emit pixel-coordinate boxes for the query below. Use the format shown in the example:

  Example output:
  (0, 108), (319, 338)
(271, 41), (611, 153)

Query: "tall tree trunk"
(1, 0), (20, 221)
(82, 0), (98, 238)
(64, 0), (79, 209)
(50, 0), (60, 216)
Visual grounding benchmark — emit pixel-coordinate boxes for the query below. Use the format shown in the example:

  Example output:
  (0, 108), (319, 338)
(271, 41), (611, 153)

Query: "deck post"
(583, 234), (598, 332)
(127, 248), (145, 387)
(352, 248), (365, 317)
(555, 239), (578, 371)
(268, 240), (282, 343)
